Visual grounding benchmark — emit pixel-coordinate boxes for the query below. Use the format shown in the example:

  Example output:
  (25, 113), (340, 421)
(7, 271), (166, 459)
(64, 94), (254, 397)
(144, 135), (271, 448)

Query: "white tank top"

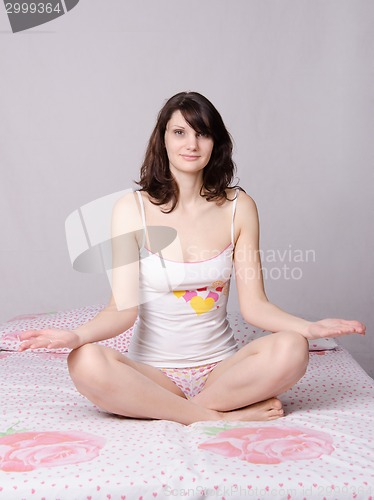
(126, 189), (240, 368)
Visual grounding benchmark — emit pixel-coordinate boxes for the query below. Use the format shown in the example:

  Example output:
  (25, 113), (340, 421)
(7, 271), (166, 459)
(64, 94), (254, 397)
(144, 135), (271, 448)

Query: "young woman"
(18, 92), (365, 425)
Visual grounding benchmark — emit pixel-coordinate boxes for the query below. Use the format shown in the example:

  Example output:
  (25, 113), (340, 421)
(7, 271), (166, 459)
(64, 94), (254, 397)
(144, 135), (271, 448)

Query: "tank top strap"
(135, 190), (146, 250)
(230, 188), (239, 246)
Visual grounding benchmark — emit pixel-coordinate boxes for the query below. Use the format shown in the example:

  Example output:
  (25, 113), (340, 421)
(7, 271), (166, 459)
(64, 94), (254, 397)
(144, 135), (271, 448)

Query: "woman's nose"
(186, 134), (198, 150)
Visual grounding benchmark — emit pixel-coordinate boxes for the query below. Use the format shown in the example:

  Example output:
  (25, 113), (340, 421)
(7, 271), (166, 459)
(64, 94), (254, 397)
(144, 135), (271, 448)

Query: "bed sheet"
(1, 312), (373, 500)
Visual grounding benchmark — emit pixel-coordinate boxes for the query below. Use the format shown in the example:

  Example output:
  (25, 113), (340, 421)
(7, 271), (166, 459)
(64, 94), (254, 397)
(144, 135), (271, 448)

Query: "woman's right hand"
(18, 329), (83, 352)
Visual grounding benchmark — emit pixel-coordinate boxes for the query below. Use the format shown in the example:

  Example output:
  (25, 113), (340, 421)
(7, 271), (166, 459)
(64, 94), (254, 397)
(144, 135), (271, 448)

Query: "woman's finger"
(19, 330), (38, 341)
(19, 329), (59, 340)
(18, 341), (30, 352)
(339, 320), (366, 331)
(18, 337), (54, 351)
(19, 330), (49, 341)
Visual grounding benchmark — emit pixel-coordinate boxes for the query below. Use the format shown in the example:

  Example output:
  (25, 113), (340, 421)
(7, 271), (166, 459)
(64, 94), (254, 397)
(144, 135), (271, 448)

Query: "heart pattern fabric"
(173, 281), (229, 315)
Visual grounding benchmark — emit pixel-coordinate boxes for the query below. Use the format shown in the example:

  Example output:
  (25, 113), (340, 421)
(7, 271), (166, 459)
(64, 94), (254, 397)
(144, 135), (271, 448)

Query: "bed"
(1, 305), (373, 500)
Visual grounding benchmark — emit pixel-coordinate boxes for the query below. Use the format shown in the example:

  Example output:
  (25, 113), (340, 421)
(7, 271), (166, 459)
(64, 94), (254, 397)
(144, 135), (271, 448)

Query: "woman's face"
(164, 110), (214, 176)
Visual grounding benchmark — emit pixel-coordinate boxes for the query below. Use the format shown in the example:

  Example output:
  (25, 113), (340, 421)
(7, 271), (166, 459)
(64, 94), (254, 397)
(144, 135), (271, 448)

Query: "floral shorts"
(159, 362), (218, 399)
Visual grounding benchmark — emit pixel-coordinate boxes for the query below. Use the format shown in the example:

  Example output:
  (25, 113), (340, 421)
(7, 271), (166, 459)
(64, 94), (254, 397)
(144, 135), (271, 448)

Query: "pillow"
(305, 337), (338, 351)
(0, 304), (125, 353)
(0, 305), (337, 353)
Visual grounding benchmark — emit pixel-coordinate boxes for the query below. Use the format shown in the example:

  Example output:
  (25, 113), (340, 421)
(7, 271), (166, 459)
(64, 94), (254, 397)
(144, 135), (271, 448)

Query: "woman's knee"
(272, 331), (309, 375)
(67, 343), (106, 387)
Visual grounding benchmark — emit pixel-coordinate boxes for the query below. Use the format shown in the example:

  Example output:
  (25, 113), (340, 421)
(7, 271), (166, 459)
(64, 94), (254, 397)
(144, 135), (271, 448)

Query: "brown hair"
(134, 91), (245, 213)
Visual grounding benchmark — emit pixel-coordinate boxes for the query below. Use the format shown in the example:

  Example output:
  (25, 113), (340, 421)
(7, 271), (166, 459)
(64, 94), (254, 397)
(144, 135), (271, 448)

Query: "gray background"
(0, 1), (373, 376)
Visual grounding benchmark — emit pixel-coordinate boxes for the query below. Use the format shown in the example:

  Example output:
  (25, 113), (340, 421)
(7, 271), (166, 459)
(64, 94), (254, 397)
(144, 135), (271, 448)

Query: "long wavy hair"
(134, 91), (245, 213)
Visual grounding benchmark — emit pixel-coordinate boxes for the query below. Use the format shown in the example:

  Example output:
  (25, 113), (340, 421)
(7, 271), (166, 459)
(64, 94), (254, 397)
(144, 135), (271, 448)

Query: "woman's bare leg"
(67, 342), (287, 425)
(191, 331), (309, 416)
(68, 344), (218, 425)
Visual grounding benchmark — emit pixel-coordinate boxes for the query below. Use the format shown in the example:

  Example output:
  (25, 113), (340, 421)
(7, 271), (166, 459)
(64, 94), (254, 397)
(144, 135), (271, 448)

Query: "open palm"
(306, 318), (366, 340)
(18, 328), (81, 352)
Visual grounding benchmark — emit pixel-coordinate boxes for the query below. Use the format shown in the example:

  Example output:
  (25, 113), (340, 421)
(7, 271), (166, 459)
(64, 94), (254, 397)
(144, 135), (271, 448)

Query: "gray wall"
(1, 1), (373, 377)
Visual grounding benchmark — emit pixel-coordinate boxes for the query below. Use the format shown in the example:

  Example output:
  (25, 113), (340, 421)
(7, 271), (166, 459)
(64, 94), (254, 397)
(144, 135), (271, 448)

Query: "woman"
(18, 92), (365, 425)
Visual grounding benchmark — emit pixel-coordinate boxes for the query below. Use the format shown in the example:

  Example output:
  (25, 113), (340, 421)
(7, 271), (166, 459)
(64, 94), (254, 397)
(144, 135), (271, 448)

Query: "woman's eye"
(174, 130), (184, 135)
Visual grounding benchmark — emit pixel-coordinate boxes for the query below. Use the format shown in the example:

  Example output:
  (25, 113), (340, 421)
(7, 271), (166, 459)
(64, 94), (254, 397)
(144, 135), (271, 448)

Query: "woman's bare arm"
(72, 300), (138, 345)
(19, 192), (143, 351)
(233, 192), (365, 339)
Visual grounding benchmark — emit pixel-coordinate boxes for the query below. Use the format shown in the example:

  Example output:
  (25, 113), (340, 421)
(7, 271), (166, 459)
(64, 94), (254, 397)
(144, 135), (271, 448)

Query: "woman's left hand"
(305, 318), (366, 340)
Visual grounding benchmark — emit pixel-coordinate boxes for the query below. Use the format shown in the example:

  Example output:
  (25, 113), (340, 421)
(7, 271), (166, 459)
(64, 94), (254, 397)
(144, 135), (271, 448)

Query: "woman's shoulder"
(111, 190), (143, 236)
(225, 187), (257, 209)
(114, 189), (145, 212)
(227, 188), (259, 242)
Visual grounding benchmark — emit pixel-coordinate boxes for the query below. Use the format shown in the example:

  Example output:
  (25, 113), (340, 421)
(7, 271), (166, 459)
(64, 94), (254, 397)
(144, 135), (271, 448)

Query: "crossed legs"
(67, 331), (309, 425)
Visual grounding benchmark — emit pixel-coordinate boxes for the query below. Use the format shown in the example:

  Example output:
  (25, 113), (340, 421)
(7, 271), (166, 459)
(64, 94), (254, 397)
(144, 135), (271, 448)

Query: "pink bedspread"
(0, 308), (373, 499)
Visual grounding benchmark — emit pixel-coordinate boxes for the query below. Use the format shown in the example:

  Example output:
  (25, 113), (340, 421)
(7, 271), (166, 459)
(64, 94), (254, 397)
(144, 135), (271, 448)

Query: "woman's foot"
(218, 397), (284, 422)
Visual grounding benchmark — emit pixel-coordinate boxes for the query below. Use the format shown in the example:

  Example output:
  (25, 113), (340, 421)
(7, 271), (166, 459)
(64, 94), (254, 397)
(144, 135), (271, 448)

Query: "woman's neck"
(172, 172), (206, 210)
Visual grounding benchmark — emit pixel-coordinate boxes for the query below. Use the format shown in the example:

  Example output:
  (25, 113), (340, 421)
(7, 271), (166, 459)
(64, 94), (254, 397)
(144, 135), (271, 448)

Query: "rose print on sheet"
(198, 426), (334, 464)
(0, 431), (105, 472)
(173, 280), (229, 315)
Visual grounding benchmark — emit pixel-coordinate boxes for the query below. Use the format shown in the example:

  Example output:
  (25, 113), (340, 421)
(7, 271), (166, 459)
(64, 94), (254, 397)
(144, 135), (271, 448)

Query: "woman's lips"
(180, 155), (200, 161)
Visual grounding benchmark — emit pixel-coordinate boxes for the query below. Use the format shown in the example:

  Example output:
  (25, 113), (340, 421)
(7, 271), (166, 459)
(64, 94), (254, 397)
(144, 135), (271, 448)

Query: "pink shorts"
(159, 362), (218, 399)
